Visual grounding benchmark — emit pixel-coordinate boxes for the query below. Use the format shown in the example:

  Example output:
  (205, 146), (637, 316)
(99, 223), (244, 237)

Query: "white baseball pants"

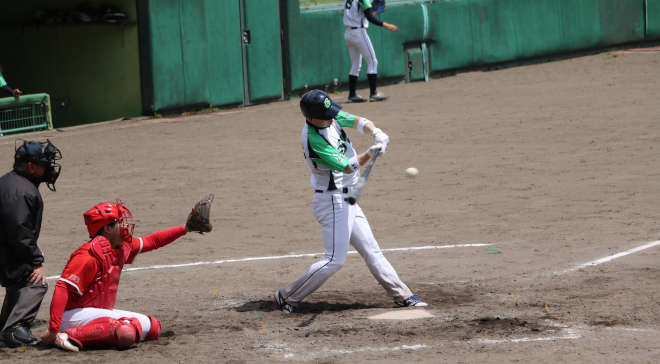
(279, 189), (413, 305)
(59, 308), (152, 341)
(344, 27), (378, 76)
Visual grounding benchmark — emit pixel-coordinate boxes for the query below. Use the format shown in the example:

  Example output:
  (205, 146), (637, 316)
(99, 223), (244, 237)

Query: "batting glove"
(371, 128), (389, 155)
(367, 143), (383, 157)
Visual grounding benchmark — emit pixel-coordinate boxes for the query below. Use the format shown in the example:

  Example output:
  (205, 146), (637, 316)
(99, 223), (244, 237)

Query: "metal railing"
(0, 94), (53, 135)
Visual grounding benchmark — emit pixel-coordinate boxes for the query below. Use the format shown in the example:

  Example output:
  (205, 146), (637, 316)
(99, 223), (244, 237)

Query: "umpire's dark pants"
(0, 277), (48, 331)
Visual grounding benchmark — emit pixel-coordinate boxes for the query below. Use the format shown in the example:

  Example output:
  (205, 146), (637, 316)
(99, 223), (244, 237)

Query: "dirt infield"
(0, 48), (659, 363)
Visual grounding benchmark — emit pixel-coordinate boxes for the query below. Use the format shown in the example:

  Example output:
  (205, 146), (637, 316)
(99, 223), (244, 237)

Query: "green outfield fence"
(0, 94), (53, 135)
(300, 0), (425, 13)
(283, 0), (647, 94)
(134, 0), (655, 114)
(648, 0), (660, 39)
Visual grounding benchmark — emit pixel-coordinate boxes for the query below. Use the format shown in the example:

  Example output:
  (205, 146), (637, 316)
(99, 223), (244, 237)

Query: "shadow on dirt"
(233, 300), (383, 313)
(464, 317), (547, 339)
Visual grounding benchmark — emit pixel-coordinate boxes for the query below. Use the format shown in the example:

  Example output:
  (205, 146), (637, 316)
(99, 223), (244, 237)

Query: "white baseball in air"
(405, 167), (419, 178)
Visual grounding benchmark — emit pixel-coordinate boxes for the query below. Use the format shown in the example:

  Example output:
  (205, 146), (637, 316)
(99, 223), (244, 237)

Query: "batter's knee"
(367, 59), (378, 74)
(325, 258), (346, 274)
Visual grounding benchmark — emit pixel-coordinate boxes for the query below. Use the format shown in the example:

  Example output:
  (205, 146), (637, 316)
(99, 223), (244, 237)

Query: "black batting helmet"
(300, 90), (342, 120)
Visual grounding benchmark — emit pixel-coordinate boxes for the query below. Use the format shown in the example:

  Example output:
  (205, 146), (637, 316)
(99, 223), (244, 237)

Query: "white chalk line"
(45, 243), (491, 280)
(477, 334), (583, 344)
(315, 334), (582, 357)
(557, 240), (660, 275)
(321, 344), (430, 355)
(45, 240), (660, 280)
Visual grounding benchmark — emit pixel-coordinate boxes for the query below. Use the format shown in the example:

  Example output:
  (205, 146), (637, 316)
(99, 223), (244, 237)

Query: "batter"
(275, 90), (428, 313)
(343, 0), (398, 103)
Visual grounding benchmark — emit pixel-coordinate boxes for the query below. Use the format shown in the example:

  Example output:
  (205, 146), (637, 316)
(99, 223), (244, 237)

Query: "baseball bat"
(348, 149), (381, 205)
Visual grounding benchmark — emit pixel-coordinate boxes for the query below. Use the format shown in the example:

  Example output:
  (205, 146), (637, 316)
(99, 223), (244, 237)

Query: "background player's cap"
(300, 90), (342, 120)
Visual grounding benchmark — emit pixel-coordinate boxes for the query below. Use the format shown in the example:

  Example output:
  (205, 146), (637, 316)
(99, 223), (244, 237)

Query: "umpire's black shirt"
(0, 170), (45, 287)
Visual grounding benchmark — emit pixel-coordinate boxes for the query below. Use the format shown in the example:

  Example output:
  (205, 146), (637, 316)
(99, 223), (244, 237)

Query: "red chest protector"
(78, 236), (130, 310)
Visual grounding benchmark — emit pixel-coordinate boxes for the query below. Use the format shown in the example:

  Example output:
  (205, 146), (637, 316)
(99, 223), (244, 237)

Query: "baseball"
(405, 167), (419, 178)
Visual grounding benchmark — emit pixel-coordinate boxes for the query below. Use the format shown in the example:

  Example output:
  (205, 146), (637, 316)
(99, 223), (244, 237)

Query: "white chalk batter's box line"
(271, 332), (583, 359)
(45, 243), (490, 280)
(45, 240), (660, 281)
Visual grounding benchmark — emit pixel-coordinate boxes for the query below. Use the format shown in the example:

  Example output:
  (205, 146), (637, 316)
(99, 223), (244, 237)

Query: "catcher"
(40, 194), (213, 351)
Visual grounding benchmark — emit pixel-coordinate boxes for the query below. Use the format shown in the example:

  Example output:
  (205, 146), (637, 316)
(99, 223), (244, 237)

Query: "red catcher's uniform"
(61, 235), (133, 310)
(48, 226), (186, 340)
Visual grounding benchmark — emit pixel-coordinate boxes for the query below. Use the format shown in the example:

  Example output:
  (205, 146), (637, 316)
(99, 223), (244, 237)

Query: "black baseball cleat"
(369, 91), (389, 102)
(1, 324), (39, 348)
(347, 94), (368, 103)
(393, 295), (430, 307)
(275, 290), (299, 314)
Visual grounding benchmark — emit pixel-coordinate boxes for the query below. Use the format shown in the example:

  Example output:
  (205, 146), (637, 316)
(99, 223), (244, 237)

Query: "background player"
(40, 197), (212, 351)
(274, 90), (428, 313)
(0, 64), (23, 137)
(343, 0), (398, 103)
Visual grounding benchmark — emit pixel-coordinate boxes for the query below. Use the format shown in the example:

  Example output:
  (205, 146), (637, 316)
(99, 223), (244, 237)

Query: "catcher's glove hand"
(186, 193), (214, 234)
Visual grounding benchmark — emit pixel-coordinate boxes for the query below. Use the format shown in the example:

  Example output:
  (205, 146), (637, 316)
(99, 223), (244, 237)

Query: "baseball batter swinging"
(275, 90), (428, 313)
(41, 197), (212, 351)
(343, 0), (398, 103)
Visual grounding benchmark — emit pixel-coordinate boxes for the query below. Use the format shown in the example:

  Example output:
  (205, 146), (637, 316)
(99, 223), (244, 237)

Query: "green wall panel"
(511, 0), (562, 59)
(597, 0), (645, 45)
(557, 0), (602, 52)
(140, 0), (244, 112)
(648, 0), (660, 39)
(146, 0), (185, 110)
(426, 1), (475, 71)
(244, 0), (284, 103)
(180, 1), (211, 106)
(469, 0), (518, 64)
(0, 0), (141, 128)
(204, 1), (244, 107)
(291, 11), (348, 91)
(378, 5), (426, 79)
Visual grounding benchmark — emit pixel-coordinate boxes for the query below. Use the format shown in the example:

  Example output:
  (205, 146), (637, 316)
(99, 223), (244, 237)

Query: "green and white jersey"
(343, 0), (372, 28)
(0, 71), (6, 88)
(302, 110), (360, 190)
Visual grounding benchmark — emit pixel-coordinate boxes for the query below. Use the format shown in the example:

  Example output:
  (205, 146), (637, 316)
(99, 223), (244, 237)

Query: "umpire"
(0, 140), (62, 347)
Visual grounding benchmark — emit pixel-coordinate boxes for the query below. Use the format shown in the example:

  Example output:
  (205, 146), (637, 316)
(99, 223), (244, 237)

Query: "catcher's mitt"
(186, 193), (214, 234)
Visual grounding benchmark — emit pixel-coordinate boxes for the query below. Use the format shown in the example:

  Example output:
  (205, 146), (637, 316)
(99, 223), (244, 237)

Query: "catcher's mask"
(83, 199), (135, 240)
(300, 90), (342, 121)
(14, 139), (62, 192)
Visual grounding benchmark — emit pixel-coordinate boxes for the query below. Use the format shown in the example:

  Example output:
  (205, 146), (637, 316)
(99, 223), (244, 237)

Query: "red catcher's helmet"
(83, 199), (135, 240)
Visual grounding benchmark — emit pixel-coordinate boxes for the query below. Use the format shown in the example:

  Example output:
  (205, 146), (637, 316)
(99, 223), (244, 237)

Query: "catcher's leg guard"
(145, 315), (162, 341)
(65, 316), (142, 349)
